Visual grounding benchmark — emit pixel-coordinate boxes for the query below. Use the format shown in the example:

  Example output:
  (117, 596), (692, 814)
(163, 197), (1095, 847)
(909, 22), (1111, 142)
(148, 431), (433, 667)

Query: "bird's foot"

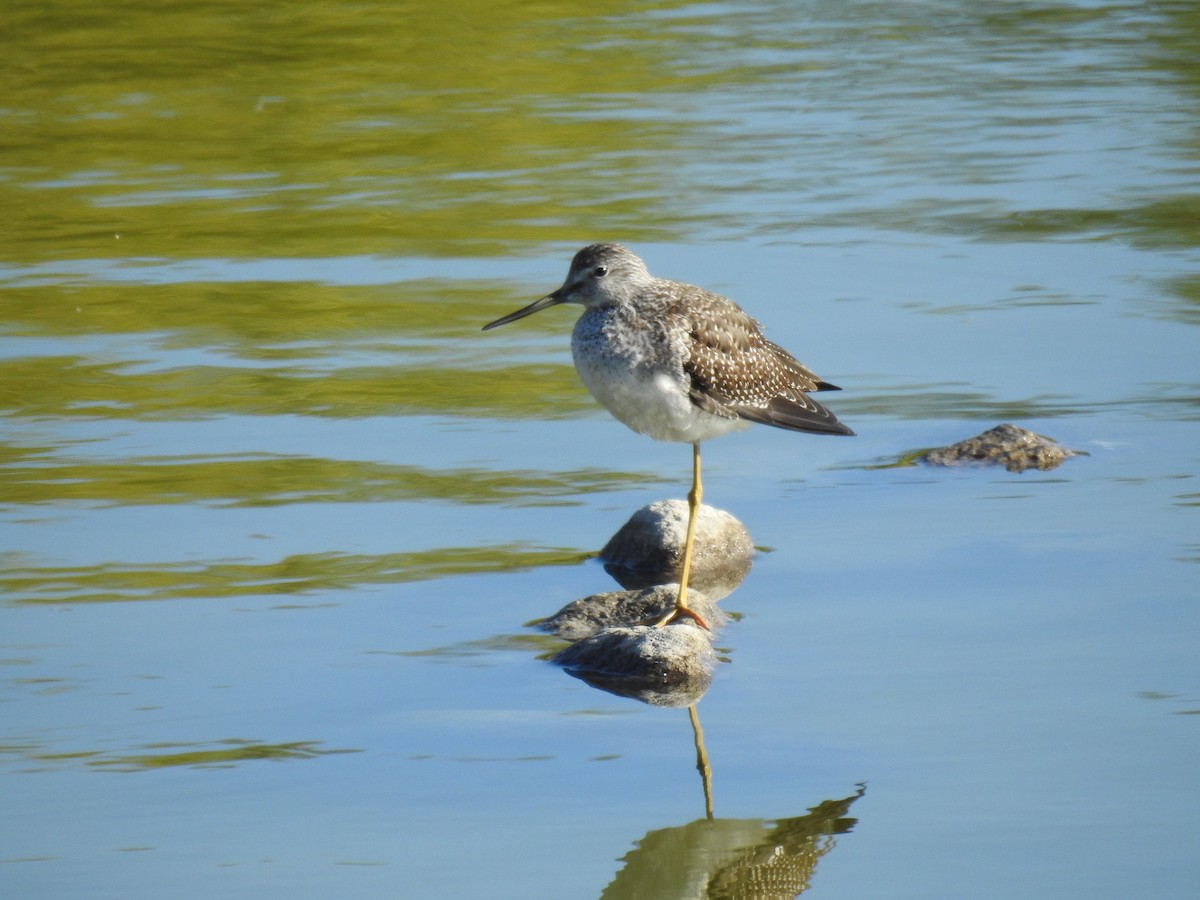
(653, 604), (710, 631)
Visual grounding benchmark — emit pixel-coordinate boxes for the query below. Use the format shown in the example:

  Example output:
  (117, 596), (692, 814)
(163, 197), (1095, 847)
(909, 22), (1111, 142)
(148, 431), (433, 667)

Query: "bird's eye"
(592, 266), (608, 278)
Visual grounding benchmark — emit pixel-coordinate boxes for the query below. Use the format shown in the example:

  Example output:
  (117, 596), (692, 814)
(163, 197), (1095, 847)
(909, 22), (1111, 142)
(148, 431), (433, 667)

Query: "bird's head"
(483, 244), (651, 331)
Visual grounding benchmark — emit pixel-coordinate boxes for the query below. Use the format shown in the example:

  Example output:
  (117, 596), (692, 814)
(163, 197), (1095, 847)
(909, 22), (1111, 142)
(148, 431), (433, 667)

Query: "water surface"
(2, 1), (1197, 898)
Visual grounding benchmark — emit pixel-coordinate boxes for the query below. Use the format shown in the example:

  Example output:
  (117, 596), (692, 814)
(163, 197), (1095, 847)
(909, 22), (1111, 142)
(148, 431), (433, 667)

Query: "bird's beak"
(482, 289), (566, 331)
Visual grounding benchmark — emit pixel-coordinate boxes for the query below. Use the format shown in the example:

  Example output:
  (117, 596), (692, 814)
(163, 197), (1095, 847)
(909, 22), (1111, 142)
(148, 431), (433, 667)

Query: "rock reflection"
(553, 625), (717, 707)
(536, 499), (752, 706)
(601, 784), (866, 899)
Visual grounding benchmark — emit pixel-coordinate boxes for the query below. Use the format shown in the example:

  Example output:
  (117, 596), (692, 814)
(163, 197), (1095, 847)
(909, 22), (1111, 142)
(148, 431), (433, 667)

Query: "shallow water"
(2, 1), (1198, 898)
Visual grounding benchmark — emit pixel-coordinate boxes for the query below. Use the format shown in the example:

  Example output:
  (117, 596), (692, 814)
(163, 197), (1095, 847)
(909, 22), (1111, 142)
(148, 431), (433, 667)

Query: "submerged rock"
(920, 423), (1080, 473)
(538, 584), (725, 641)
(551, 624), (717, 707)
(599, 500), (754, 599)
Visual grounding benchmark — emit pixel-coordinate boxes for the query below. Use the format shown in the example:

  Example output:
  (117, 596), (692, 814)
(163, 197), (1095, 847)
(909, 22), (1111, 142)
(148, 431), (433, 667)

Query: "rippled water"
(3, 2), (1197, 898)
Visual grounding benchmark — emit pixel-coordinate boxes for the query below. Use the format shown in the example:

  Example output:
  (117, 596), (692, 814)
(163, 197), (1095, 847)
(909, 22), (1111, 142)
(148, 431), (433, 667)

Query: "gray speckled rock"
(551, 624), (717, 707)
(920, 424), (1080, 473)
(599, 500), (754, 599)
(537, 585), (725, 641)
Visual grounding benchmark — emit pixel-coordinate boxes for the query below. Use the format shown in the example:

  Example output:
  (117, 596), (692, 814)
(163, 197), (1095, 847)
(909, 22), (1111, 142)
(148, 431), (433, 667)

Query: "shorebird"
(484, 244), (853, 628)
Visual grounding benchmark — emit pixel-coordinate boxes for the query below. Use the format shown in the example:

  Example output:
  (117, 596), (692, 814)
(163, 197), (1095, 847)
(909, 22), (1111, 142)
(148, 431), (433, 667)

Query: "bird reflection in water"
(534, 512), (864, 898)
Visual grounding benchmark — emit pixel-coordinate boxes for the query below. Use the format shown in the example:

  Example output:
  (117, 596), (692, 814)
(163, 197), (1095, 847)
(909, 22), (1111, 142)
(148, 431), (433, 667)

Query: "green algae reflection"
(85, 740), (360, 772)
(2, 545), (587, 605)
(0, 452), (666, 508)
(1, 0), (704, 265)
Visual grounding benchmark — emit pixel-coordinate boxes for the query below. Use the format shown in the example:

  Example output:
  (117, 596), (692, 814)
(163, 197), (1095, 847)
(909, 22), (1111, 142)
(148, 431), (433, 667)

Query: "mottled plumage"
(483, 243), (853, 629)
(483, 243), (853, 442)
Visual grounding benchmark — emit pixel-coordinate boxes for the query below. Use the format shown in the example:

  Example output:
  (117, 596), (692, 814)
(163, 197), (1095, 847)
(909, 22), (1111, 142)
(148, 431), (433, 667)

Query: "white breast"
(570, 307), (748, 444)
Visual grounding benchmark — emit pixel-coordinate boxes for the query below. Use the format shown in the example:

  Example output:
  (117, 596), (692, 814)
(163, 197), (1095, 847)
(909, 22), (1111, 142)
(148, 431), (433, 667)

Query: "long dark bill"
(482, 290), (565, 331)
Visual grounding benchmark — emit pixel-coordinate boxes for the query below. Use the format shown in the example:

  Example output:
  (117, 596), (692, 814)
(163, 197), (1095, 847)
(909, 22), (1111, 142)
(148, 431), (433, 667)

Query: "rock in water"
(599, 500), (754, 597)
(551, 624), (717, 707)
(921, 424), (1080, 473)
(538, 585), (725, 641)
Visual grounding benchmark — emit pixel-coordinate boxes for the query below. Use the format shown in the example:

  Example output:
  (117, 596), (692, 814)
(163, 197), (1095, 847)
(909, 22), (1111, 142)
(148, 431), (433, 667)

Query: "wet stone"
(538, 585), (725, 641)
(920, 423), (1080, 473)
(551, 624), (717, 707)
(599, 500), (754, 598)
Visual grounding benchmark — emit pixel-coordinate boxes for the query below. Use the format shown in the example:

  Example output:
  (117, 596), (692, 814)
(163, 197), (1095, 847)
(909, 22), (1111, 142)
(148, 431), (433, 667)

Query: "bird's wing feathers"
(676, 291), (854, 436)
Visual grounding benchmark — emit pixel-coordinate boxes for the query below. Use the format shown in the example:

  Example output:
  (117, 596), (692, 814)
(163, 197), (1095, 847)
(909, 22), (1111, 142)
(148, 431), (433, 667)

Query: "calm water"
(2, 1), (1197, 898)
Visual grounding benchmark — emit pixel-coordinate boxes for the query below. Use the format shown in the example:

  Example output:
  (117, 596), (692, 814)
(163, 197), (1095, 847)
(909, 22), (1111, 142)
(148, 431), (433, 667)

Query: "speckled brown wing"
(677, 290), (854, 436)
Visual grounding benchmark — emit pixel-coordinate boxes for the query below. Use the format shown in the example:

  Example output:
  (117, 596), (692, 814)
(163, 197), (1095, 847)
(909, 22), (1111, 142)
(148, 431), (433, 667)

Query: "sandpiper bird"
(483, 244), (853, 628)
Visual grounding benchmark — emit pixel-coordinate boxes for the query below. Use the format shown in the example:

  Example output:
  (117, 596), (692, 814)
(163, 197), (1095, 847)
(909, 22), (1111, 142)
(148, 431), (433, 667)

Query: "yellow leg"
(677, 441), (701, 610)
(655, 442), (709, 629)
